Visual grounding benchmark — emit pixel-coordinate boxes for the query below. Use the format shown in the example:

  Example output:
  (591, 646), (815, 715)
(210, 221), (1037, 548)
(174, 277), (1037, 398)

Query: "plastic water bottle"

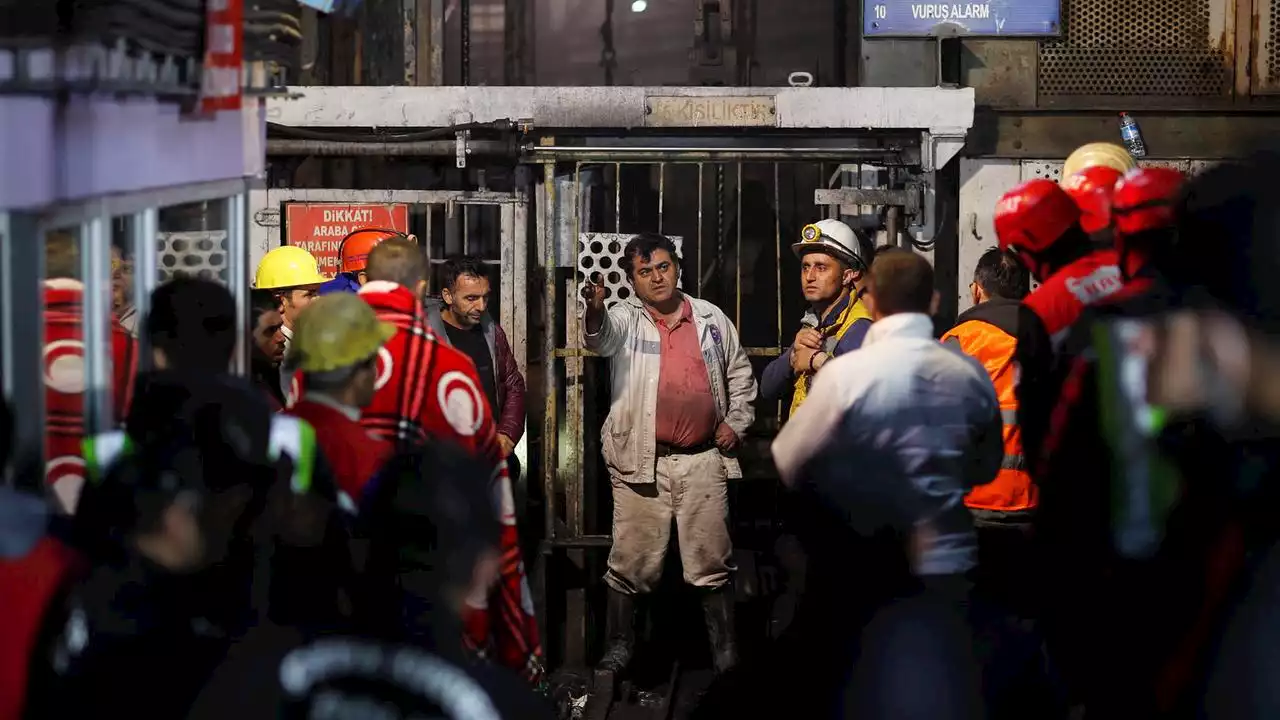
(1119, 112), (1148, 159)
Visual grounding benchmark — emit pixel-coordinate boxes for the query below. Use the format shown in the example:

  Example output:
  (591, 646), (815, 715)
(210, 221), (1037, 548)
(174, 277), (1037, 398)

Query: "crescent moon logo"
(436, 370), (485, 437)
(43, 340), (86, 395)
(374, 347), (394, 391)
(47, 456), (86, 514)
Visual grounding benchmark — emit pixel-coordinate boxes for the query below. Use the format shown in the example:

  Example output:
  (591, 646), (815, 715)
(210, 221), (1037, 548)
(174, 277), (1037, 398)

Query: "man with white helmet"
(253, 245), (328, 401)
(761, 218), (874, 417)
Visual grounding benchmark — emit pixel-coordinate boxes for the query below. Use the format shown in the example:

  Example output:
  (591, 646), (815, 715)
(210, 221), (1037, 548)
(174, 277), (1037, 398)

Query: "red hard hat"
(339, 228), (404, 273)
(995, 179), (1082, 256)
(1112, 167), (1184, 237)
(1061, 166), (1124, 235)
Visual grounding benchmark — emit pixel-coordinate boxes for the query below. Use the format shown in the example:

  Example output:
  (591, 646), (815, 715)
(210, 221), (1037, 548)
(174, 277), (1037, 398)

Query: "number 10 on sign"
(873, 5), (886, 18)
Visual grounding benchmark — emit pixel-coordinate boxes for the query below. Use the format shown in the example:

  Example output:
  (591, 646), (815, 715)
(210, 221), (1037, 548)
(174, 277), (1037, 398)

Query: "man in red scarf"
(291, 237), (543, 683)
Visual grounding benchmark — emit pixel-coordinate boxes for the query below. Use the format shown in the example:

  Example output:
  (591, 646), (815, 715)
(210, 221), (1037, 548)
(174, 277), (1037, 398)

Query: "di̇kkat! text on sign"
(284, 203), (410, 278)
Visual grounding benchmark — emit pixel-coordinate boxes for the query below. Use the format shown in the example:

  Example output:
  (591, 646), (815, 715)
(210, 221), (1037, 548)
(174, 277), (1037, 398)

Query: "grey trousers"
(605, 448), (735, 595)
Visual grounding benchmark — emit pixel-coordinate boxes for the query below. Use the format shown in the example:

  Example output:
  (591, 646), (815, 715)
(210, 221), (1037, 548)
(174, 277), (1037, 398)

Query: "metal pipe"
(527, 146), (898, 162)
(614, 163), (621, 234)
(266, 139), (513, 156)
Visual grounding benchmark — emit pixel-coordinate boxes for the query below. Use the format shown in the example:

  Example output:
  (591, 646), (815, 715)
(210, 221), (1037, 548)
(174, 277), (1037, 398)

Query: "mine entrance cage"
(529, 147), (932, 680)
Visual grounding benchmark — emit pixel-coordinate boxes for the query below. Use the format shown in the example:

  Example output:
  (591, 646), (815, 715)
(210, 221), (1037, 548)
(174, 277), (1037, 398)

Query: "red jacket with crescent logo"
(288, 281), (543, 683)
(44, 280), (137, 493)
(1015, 249), (1124, 474)
(0, 535), (86, 719)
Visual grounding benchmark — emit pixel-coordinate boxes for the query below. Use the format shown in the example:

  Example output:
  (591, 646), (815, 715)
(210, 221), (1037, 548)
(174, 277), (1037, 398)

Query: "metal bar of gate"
(82, 212), (112, 434)
(773, 163), (783, 423)
(614, 163), (621, 234)
(735, 162), (742, 329)
(541, 162), (557, 546)
(657, 163), (665, 235)
(696, 163), (704, 296)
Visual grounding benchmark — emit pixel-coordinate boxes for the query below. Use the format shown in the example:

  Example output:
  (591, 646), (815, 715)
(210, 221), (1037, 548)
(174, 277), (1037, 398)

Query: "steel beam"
(967, 111), (1280, 159)
(265, 85), (976, 133)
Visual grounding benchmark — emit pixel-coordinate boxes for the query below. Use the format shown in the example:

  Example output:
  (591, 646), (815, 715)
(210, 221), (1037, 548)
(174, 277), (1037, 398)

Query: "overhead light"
(631, 0), (647, 11)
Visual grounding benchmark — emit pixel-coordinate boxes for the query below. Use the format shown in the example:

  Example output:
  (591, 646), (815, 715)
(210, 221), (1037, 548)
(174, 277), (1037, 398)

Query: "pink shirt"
(649, 298), (718, 447)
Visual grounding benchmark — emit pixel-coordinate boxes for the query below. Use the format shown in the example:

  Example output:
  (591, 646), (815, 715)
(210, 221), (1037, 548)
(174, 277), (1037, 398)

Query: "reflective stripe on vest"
(999, 408), (1026, 471)
(789, 295), (872, 417)
(941, 320), (1035, 513)
(82, 431), (132, 484)
(268, 415), (318, 494)
(83, 417), (317, 494)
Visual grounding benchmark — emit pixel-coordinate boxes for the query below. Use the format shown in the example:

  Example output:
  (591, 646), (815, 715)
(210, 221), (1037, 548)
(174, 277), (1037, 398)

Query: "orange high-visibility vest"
(942, 319), (1036, 516)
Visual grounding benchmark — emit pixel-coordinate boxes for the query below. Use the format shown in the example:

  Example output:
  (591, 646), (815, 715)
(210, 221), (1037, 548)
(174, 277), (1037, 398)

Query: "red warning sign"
(284, 203), (410, 277)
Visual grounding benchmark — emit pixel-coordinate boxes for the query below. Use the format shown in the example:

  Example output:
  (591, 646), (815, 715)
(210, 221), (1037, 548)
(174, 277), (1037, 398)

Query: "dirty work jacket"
(941, 297), (1036, 523)
(584, 293), (757, 484)
(772, 313), (1003, 576)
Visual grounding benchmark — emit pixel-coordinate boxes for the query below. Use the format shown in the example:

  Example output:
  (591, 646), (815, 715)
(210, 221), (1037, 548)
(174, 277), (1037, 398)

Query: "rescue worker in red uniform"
(290, 237), (544, 684)
(42, 232), (137, 513)
(283, 292), (396, 504)
(1027, 162), (1279, 718)
(995, 178), (1125, 474)
(317, 227), (415, 296)
(0, 400), (87, 720)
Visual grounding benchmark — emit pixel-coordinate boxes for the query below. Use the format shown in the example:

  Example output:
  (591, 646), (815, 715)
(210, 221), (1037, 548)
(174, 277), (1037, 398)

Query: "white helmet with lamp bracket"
(793, 219), (867, 271)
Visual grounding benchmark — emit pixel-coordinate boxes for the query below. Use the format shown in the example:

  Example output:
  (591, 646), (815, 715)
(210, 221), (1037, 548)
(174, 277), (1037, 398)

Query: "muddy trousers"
(602, 448), (737, 673)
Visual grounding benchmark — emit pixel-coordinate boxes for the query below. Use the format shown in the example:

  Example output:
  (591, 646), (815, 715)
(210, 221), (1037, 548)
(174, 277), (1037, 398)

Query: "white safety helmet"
(792, 219), (866, 270)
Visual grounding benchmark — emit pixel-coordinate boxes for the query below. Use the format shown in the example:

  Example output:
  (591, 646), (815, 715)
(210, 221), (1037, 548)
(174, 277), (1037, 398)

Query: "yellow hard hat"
(254, 245), (328, 290)
(284, 293), (396, 374)
(1061, 143), (1136, 183)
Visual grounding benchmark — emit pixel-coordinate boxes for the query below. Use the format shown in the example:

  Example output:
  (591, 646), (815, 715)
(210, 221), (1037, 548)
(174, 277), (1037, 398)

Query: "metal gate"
(533, 157), (880, 671)
(249, 187), (530, 467)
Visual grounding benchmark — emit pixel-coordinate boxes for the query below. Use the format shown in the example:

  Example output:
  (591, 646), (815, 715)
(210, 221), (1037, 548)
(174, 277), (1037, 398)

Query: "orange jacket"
(942, 298), (1036, 520)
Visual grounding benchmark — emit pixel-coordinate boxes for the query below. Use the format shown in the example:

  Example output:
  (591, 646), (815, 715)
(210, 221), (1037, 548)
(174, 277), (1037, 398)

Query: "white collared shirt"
(772, 312), (1003, 576)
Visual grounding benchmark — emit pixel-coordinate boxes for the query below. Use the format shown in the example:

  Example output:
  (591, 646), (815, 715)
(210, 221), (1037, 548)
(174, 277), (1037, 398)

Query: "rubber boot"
(702, 586), (738, 674)
(598, 589), (636, 674)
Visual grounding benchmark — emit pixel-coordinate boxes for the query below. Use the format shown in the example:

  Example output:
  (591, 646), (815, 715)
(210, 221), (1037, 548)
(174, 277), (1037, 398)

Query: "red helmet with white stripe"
(1112, 167), (1184, 278)
(1061, 166), (1124, 235)
(995, 179), (1083, 280)
(1112, 167), (1184, 237)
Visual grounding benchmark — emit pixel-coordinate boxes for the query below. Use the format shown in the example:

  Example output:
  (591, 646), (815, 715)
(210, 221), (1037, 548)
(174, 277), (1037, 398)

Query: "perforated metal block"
(1038, 0), (1230, 97)
(157, 231), (229, 283)
(575, 233), (684, 314)
(1259, 0), (1280, 93)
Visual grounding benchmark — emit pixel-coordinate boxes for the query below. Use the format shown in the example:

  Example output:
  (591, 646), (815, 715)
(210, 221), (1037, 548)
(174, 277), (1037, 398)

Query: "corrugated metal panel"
(1038, 0), (1233, 98)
